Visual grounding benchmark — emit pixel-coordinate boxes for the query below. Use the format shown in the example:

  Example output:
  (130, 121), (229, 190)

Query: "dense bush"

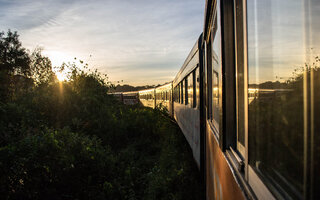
(0, 30), (202, 200)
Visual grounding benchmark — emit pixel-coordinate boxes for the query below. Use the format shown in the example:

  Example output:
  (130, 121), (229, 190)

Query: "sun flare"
(55, 71), (68, 82)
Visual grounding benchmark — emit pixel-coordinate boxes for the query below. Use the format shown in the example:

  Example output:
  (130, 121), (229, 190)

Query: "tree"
(0, 30), (32, 102)
(0, 30), (31, 76)
(30, 47), (55, 84)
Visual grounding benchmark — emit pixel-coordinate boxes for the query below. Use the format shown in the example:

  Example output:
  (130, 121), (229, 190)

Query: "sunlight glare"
(56, 71), (68, 82)
(44, 50), (73, 68)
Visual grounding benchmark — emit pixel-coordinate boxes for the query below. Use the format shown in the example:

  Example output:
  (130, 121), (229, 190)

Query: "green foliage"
(0, 30), (202, 199)
(0, 129), (115, 200)
(0, 30), (31, 76)
(30, 48), (55, 85)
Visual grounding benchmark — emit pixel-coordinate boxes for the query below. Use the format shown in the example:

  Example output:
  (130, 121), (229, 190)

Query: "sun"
(55, 71), (68, 82)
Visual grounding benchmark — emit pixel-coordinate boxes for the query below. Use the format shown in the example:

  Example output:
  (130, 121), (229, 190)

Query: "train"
(117, 0), (320, 199)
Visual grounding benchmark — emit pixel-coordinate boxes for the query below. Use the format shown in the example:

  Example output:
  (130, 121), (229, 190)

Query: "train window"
(185, 78), (188, 105)
(188, 74), (193, 107)
(207, 37), (213, 120)
(175, 85), (180, 103)
(196, 67), (200, 108)
(180, 82), (184, 104)
(178, 85), (180, 103)
(247, 0), (320, 198)
(192, 70), (196, 108)
(210, 6), (221, 133)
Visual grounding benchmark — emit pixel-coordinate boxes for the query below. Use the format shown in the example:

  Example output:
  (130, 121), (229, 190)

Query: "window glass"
(178, 86), (180, 103)
(207, 38), (213, 119)
(185, 78), (188, 105)
(247, 0), (320, 198)
(196, 67), (200, 108)
(188, 74), (193, 107)
(180, 82), (184, 104)
(211, 3), (221, 131)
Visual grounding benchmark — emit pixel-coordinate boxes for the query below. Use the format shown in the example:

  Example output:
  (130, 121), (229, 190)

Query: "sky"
(0, 0), (205, 86)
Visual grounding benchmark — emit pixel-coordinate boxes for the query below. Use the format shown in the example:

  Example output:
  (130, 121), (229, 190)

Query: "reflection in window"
(185, 78), (188, 105)
(247, 0), (320, 198)
(180, 82), (184, 104)
(188, 74), (193, 107)
(211, 4), (221, 132)
(175, 85), (180, 103)
(195, 68), (200, 108)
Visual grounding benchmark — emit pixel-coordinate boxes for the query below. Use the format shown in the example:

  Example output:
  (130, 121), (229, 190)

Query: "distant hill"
(110, 84), (160, 93)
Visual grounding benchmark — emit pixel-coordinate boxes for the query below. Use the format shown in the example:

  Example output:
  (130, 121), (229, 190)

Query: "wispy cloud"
(0, 0), (205, 85)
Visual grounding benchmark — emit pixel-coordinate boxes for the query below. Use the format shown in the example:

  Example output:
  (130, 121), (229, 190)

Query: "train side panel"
(206, 125), (245, 200)
(174, 102), (200, 167)
(122, 92), (139, 105)
(173, 40), (201, 168)
(138, 89), (155, 108)
(155, 82), (173, 116)
(139, 99), (155, 108)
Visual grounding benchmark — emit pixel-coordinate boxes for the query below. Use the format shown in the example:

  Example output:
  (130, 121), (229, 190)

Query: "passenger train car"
(118, 0), (320, 199)
(122, 91), (139, 105)
(138, 88), (155, 108)
(155, 83), (173, 115)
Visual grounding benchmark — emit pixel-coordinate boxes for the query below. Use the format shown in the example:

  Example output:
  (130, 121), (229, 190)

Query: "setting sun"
(55, 71), (68, 81)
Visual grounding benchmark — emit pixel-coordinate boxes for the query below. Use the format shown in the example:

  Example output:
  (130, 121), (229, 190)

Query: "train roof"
(203, 0), (214, 42)
(173, 34), (202, 85)
(122, 91), (139, 95)
(138, 88), (155, 94)
(155, 82), (172, 91)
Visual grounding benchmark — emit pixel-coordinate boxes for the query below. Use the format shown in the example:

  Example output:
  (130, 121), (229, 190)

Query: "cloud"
(0, 0), (205, 86)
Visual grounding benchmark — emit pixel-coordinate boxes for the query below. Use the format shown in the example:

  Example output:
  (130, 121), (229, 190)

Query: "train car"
(122, 91), (139, 105)
(172, 36), (203, 168)
(138, 88), (155, 108)
(111, 92), (123, 102)
(202, 0), (320, 199)
(135, 0), (319, 199)
(155, 82), (173, 116)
